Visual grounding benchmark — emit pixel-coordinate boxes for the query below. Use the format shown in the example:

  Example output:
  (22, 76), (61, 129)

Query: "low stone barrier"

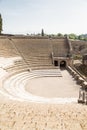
(78, 87), (87, 105)
(67, 66), (87, 105)
(82, 81), (87, 89)
(67, 66), (84, 85)
(74, 75), (79, 80)
(77, 77), (84, 85)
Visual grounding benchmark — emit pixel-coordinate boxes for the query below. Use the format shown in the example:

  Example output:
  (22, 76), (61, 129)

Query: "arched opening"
(60, 60), (66, 68)
(54, 60), (58, 66)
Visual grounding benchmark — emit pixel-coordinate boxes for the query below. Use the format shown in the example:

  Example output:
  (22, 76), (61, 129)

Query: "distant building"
(82, 54), (87, 65)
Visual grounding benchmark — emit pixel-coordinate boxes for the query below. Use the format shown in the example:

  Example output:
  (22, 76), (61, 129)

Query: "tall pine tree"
(0, 14), (2, 34)
(41, 29), (44, 36)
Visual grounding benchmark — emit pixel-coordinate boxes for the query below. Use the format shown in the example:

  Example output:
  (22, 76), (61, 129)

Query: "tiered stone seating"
(32, 69), (62, 77)
(0, 37), (69, 72)
(52, 38), (69, 57)
(11, 37), (69, 70)
(0, 38), (19, 57)
(12, 38), (54, 70)
(2, 69), (62, 101)
(4, 60), (29, 72)
(0, 37), (29, 72)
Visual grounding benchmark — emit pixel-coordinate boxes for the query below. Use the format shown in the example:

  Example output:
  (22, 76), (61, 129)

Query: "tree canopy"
(69, 33), (78, 40)
(0, 14), (2, 34)
(57, 33), (63, 37)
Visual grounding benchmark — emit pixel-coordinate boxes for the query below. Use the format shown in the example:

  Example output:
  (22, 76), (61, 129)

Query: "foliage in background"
(73, 54), (82, 60)
(0, 14), (2, 34)
(41, 29), (44, 36)
(39, 30), (87, 41)
(69, 33), (78, 40)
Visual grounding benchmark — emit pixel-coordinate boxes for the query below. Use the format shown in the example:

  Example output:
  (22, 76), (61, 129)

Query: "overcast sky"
(0, 0), (87, 35)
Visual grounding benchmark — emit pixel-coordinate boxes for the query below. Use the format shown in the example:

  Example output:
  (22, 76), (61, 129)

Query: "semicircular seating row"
(1, 69), (62, 103)
(1, 68), (77, 103)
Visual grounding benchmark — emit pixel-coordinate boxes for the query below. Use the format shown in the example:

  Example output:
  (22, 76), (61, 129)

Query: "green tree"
(0, 14), (2, 34)
(69, 33), (78, 39)
(64, 34), (68, 37)
(41, 29), (44, 36)
(78, 35), (84, 40)
(84, 38), (87, 41)
(57, 33), (63, 37)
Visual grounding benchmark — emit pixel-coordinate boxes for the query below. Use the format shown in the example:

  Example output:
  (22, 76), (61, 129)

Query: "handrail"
(69, 65), (87, 81)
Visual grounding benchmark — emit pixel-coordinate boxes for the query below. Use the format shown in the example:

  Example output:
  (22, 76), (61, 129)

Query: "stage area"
(25, 70), (80, 98)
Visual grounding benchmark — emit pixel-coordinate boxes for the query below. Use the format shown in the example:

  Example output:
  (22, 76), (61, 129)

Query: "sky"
(0, 0), (87, 35)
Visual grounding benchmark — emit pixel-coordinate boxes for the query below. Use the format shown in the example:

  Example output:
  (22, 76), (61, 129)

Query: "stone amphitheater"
(0, 35), (87, 130)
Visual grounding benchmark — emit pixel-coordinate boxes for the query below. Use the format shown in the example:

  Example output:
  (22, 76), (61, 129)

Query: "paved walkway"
(25, 70), (80, 98)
